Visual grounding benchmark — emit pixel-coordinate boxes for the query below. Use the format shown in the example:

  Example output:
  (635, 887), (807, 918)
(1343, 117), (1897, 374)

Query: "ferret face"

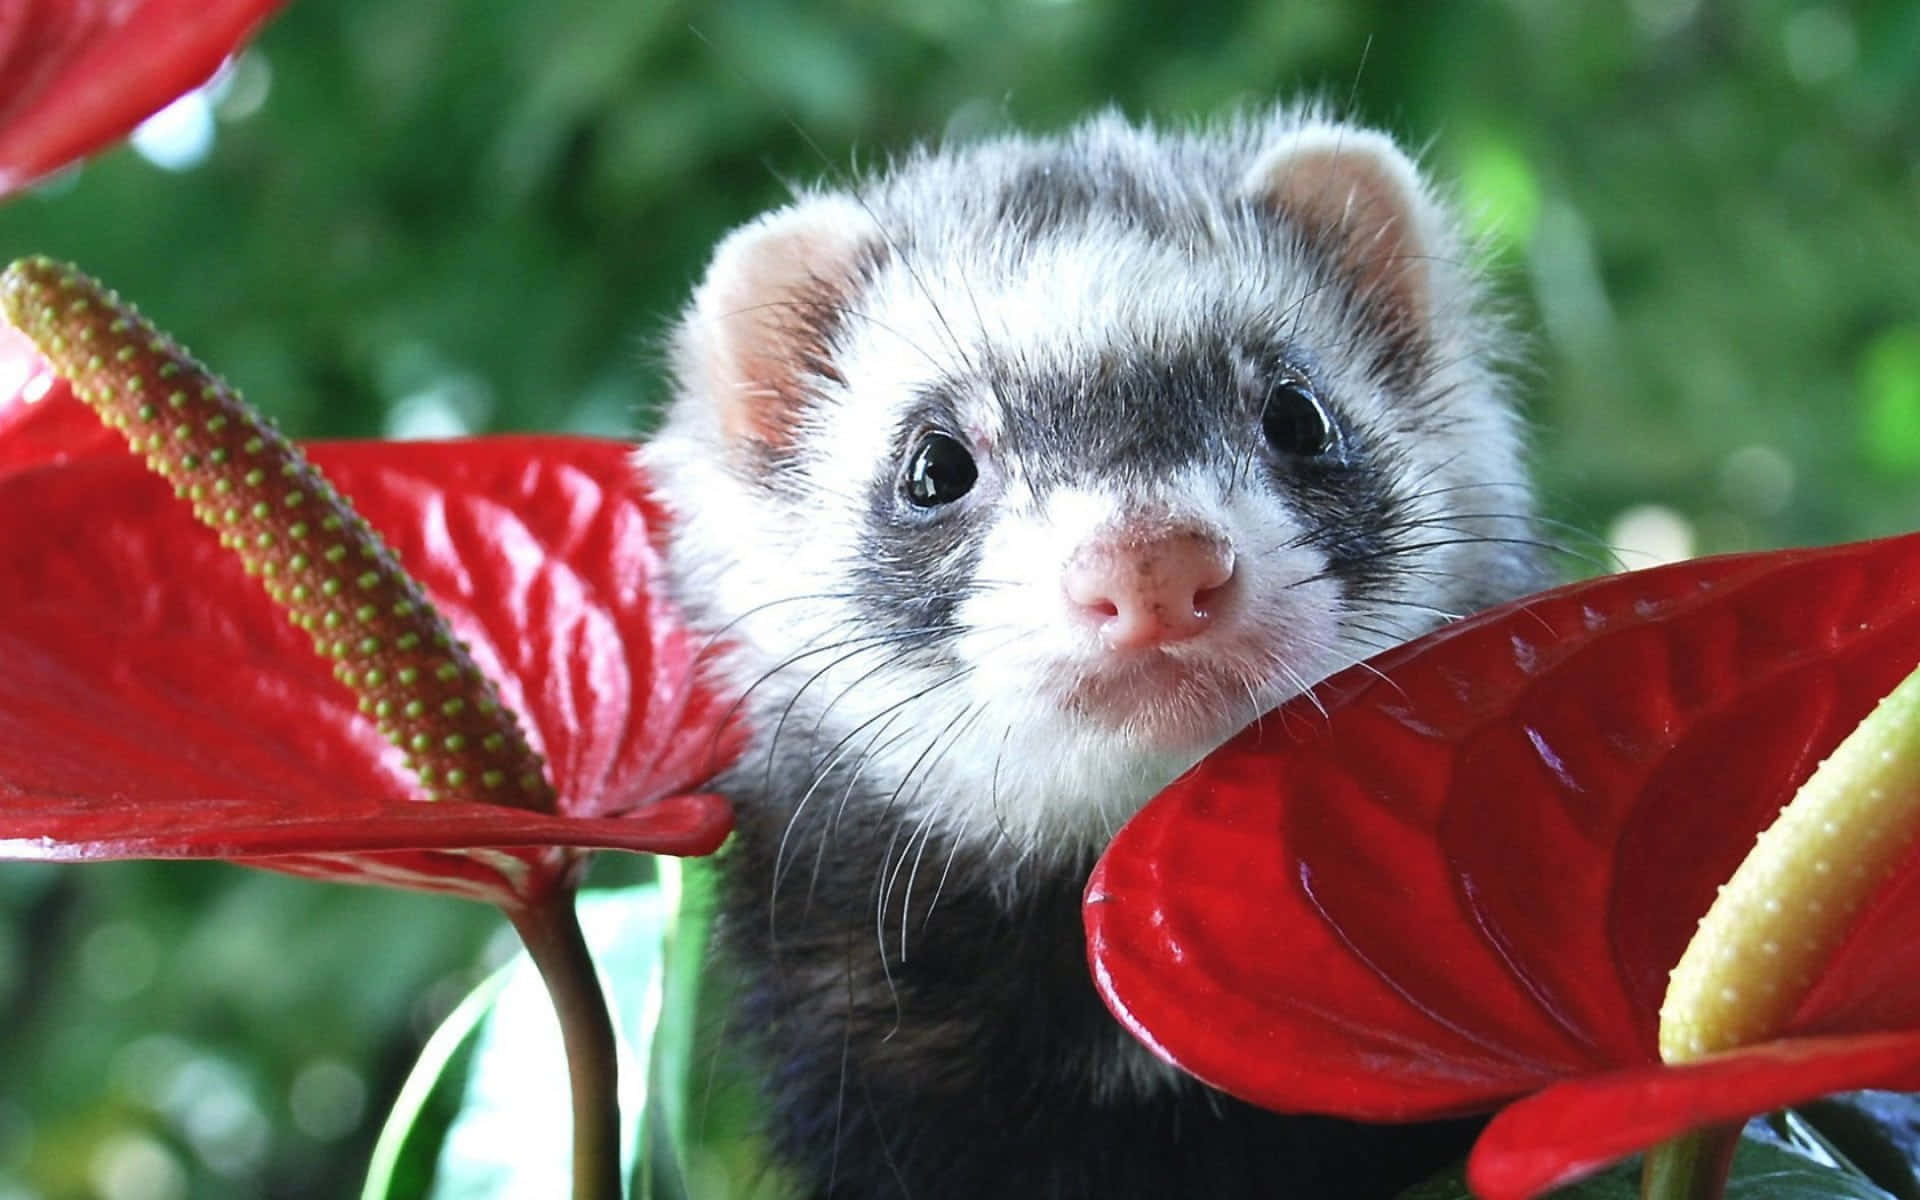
(643, 109), (1539, 869)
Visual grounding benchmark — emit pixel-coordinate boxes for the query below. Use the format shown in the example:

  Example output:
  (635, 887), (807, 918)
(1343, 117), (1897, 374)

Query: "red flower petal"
(1467, 1031), (1920, 1199)
(1086, 532), (1920, 1119)
(0, 0), (285, 196)
(0, 796), (727, 873)
(0, 410), (742, 900)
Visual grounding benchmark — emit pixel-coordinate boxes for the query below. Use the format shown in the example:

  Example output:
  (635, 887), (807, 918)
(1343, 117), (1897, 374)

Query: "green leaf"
(1749, 1107), (1860, 1173)
(361, 966), (508, 1200)
(1397, 1124), (1896, 1200)
(435, 888), (675, 1198)
(636, 857), (798, 1200)
(1861, 326), (1920, 476)
(636, 858), (706, 1197)
(361, 886), (676, 1200)
(1720, 1137), (1895, 1200)
(1798, 1092), (1920, 1200)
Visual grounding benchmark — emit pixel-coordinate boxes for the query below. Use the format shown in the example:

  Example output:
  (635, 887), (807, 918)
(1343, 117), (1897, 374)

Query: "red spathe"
(1088, 530), (1920, 1196)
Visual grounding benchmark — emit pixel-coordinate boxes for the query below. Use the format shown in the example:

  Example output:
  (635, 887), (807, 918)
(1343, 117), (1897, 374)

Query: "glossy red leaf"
(1086, 533), (1920, 1165)
(0, 389), (742, 902)
(0, 0), (286, 197)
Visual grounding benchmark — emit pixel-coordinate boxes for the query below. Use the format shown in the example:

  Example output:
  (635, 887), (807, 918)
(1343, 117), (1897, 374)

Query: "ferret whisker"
(830, 945), (855, 1194)
(884, 804), (942, 970)
(769, 677), (946, 922)
(1334, 652), (1408, 702)
(694, 591), (925, 682)
(795, 628), (969, 739)
(695, 594), (904, 746)
(771, 720), (885, 942)
(852, 663), (980, 830)
(632, 589), (889, 786)
(1383, 507), (1541, 530)
(1395, 478), (1541, 503)
(883, 706), (983, 960)
(1366, 597), (1465, 623)
(1382, 508), (1606, 558)
(890, 703), (989, 965)
(802, 642), (963, 745)
(1237, 674), (1267, 735)
(1341, 622), (1421, 656)
(922, 821), (970, 936)
(1384, 442), (1476, 494)
(1388, 532), (1597, 562)
(985, 721), (1021, 864)
(1277, 660), (1330, 722)
(807, 714), (915, 911)
(757, 627), (952, 794)
(1288, 531), (1585, 578)
(767, 664), (974, 944)
(868, 698), (977, 1022)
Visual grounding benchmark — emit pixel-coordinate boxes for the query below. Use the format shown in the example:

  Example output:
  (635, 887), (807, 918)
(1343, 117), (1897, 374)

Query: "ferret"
(641, 106), (1545, 1199)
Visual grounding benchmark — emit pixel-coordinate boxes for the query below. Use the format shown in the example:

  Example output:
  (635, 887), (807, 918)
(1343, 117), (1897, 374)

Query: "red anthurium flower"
(0, 275), (741, 909)
(1086, 532), (1920, 1198)
(0, 259), (742, 1199)
(0, 0), (287, 197)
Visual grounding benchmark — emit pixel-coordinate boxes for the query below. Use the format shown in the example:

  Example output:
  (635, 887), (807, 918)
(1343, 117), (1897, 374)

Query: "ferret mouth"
(1057, 650), (1258, 746)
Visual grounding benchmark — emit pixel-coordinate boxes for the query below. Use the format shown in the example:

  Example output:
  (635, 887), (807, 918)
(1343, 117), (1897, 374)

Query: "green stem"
(508, 897), (622, 1200)
(1640, 1124), (1740, 1200)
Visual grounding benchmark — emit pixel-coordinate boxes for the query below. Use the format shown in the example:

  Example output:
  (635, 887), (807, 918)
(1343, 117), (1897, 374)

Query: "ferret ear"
(679, 194), (884, 449)
(1241, 125), (1451, 333)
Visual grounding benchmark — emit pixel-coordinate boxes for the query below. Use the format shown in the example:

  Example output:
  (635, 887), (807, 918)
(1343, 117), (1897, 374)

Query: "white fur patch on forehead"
(681, 193), (883, 450)
(850, 233), (1248, 396)
(1240, 123), (1450, 332)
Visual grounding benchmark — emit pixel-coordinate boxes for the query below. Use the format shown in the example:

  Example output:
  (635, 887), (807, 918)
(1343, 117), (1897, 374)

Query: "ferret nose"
(1064, 527), (1237, 650)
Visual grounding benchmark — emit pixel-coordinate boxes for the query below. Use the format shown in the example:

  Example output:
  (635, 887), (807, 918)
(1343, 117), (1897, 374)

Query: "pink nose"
(1063, 527), (1237, 650)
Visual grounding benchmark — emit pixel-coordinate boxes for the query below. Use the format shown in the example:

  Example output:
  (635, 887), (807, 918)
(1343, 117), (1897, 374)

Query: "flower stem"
(1640, 1124), (1740, 1200)
(508, 897), (622, 1200)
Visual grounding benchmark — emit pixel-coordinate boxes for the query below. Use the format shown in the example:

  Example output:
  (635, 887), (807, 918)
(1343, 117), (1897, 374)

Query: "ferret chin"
(641, 103), (1546, 1199)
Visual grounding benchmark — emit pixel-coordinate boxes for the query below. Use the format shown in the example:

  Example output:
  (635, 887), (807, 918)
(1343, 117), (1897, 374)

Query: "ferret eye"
(1261, 380), (1336, 458)
(904, 432), (978, 507)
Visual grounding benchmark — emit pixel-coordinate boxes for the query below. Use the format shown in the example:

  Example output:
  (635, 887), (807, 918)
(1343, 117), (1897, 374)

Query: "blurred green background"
(1, 0), (1917, 1197)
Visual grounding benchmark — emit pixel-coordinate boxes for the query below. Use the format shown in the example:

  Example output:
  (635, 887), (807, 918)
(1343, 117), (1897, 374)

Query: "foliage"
(1402, 1130), (1900, 1200)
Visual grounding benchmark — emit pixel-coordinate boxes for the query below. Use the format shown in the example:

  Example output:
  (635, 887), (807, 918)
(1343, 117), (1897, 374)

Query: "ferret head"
(642, 108), (1539, 872)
